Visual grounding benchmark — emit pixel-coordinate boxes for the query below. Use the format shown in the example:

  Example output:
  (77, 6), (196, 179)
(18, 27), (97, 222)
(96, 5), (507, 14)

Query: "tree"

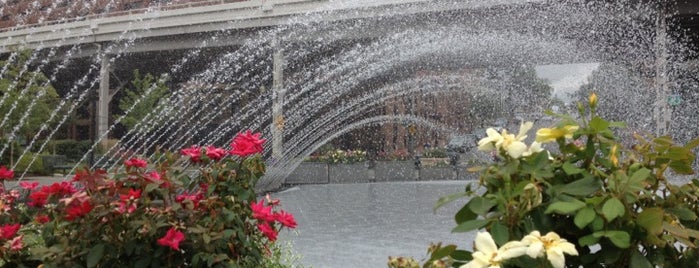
(0, 50), (59, 140)
(118, 70), (170, 132)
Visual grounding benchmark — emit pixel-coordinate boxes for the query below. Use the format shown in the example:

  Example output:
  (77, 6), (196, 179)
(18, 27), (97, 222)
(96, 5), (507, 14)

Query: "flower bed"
(0, 131), (297, 267)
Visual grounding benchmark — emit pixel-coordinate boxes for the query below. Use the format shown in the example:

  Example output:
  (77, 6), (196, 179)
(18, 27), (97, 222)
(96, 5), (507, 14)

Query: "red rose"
(205, 146), (226, 161)
(0, 224), (20, 240)
(0, 166), (14, 180)
(250, 199), (275, 222)
(157, 227), (185, 250)
(274, 210), (297, 229)
(229, 130), (265, 157)
(257, 222), (278, 241)
(124, 158), (147, 168)
(180, 146), (202, 162)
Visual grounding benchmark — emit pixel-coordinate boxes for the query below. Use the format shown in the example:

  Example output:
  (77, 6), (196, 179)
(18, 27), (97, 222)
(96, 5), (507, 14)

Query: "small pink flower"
(0, 166), (14, 180)
(205, 146), (227, 161)
(115, 189), (141, 214)
(181, 146), (202, 162)
(257, 222), (278, 241)
(265, 194), (280, 206)
(9, 235), (22, 250)
(124, 158), (148, 168)
(145, 171), (161, 182)
(175, 191), (204, 209)
(229, 130), (265, 157)
(157, 227), (185, 250)
(120, 189), (142, 201)
(19, 182), (39, 190)
(274, 210), (297, 229)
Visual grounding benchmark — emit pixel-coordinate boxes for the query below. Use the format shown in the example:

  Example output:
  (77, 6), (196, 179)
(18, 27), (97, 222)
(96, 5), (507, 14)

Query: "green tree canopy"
(0, 50), (59, 140)
(118, 70), (171, 132)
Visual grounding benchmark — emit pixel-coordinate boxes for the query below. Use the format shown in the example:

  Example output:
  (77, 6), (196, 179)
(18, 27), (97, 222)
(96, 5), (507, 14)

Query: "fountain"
(0, 0), (696, 192)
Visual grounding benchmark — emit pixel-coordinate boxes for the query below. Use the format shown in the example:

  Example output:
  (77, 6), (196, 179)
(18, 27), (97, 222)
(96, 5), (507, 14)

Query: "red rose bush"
(0, 131), (297, 267)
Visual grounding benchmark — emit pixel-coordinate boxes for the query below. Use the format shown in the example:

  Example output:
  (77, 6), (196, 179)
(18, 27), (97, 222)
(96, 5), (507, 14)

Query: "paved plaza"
(276, 181), (477, 268)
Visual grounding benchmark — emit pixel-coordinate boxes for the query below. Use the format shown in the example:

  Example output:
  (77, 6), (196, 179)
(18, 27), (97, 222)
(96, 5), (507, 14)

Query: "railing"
(0, 0), (249, 33)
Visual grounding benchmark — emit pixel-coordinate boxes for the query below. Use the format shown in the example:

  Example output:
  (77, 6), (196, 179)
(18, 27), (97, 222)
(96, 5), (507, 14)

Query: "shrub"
(326, 149), (367, 164)
(12, 152), (49, 176)
(398, 94), (699, 267)
(423, 148), (447, 158)
(0, 131), (297, 267)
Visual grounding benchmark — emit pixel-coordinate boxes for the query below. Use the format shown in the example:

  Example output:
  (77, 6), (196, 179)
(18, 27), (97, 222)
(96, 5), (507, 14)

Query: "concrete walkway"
(275, 181), (477, 268)
(3, 174), (69, 189)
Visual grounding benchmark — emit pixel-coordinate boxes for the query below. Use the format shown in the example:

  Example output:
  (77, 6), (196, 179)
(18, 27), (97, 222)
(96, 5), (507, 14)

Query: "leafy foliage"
(0, 50), (59, 139)
(402, 94), (699, 267)
(0, 132), (297, 267)
(118, 70), (170, 131)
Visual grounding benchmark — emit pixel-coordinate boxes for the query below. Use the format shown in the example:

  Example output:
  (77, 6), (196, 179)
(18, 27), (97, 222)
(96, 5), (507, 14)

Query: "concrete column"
(271, 38), (285, 159)
(654, 5), (671, 136)
(98, 55), (112, 149)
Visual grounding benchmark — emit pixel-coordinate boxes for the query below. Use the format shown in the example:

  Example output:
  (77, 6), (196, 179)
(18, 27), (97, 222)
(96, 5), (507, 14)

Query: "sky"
(535, 62), (600, 104)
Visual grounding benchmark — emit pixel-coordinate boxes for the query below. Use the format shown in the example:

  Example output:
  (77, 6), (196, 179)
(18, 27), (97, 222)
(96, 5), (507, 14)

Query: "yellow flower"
(535, 125), (579, 143)
(610, 144), (619, 167)
(461, 232), (527, 268)
(589, 92), (598, 108)
(521, 231), (578, 268)
(521, 141), (544, 158)
(477, 128), (504, 152)
(478, 122), (534, 159)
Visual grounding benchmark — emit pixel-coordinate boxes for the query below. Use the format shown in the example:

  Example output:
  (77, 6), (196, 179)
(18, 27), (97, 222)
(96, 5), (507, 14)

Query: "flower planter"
(419, 157), (450, 168)
(374, 161), (418, 181)
(328, 162), (370, 183)
(285, 162), (329, 184)
(420, 167), (456, 180)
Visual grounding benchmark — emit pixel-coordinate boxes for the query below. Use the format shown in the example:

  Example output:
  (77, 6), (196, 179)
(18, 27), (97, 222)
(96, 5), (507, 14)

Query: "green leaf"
(668, 160), (695, 175)
(434, 192), (470, 212)
(545, 199), (586, 215)
(590, 116), (610, 132)
(686, 138), (699, 150)
(667, 207), (697, 221)
(452, 219), (489, 233)
(561, 177), (601, 196)
(87, 243), (105, 268)
(630, 250), (653, 268)
(591, 215), (604, 231)
(602, 198), (625, 221)
(144, 183), (159, 193)
(455, 204), (478, 224)
(629, 168), (651, 185)
(134, 257), (151, 268)
(579, 234), (599, 246)
(490, 222), (509, 245)
(203, 233), (211, 244)
(594, 231), (631, 248)
(574, 207), (596, 229)
(637, 208), (664, 235)
(450, 250), (472, 261)
(428, 245), (457, 263)
(666, 147), (692, 161)
(562, 161), (584, 175)
(468, 197), (497, 215)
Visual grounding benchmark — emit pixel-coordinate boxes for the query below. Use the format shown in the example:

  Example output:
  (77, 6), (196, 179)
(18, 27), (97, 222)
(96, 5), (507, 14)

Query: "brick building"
(0, 0), (242, 29)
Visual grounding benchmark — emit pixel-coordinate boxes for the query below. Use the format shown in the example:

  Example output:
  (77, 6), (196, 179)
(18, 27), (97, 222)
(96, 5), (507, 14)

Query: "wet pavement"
(275, 181), (477, 268)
